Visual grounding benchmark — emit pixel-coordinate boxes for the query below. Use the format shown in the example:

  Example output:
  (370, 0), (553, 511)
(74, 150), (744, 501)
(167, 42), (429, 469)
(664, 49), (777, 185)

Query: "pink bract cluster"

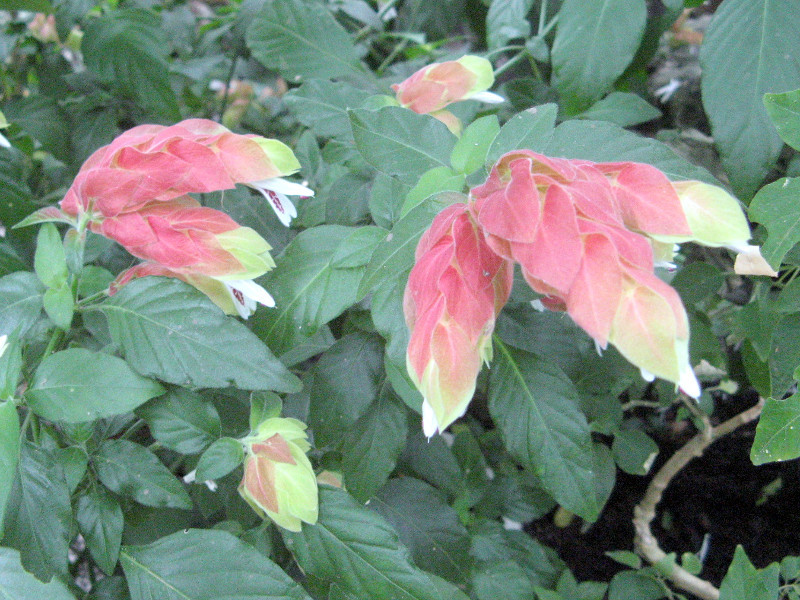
(57, 119), (313, 317)
(405, 149), (763, 436)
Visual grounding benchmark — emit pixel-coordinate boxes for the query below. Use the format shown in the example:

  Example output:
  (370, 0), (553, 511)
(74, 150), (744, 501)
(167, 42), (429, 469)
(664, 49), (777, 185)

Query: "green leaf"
(252, 226), (383, 357)
(285, 80), (373, 140)
(605, 550), (642, 569)
(748, 177), (800, 269)
(576, 92), (661, 127)
(341, 384), (408, 501)
(372, 478), (471, 584)
(82, 9), (179, 121)
(195, 437), (244, 482)
(94, 439), (193, 509)
(768, 314), (800, 399)
(607, 571), (664, 600)
(309, 333), (384, 449)
(3, 441), (72, 580)
(489, 342), (598, 521)
(0, 547), (76, 600)
(283, 486), (441, 600)
(359, 196), (455, 297)
(94, 277), (300, 392)
(246, 0), (369, 84)
(136, 389), (221, 455)
(42, 284), (74, 330)
(121, 528), (311, 600)
(0, 272), (45, 338)
(0, 401), (20, 538)
(612, 429), (659, 475)
(349, 107), (457, 185)
(551, 0), (647, 114)
(700, 0), (800, 197)
(486, 104), (557, 164)
(751, 394), (800, 465)
(486, 0), (535, 50)
(401, 167), (465, 217)
(545, 119), (716, 182)
(76, 486), (124, 575)
(450, 115), (500, 175)
(718, 546), (780, 600)
(2, 96), (71, 162)
(26, 348), (165, 423)
(764, 88), (800, 152)
(472, 560), (536, 600)
(0, 0), (53, 11)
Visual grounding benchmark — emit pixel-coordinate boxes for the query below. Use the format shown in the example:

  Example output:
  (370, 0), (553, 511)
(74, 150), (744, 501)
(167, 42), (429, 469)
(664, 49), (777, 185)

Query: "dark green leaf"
(0, 272), (45, 338)
(576, 92), (661, 127)
(359, 196), (455, 297)
(551, 0), (647, 114)
(283, 486), (441, 600)
(3, 441), (72, 580)
(768, 314), (800, 399)
(341, 384), (408, 501)
(489, 343), (598, 521)
(544, 119), (715, 182)
(195, 437), (244, 482)
(486, 0), (535, 50)
(349, 107), (457, 185)
(76, 486), (124, 575)
(26, 348), (165, 423)
(94, 439), (192, 509)
(612, 429), (659, 475)
(748, 177), (800, 269)
(94, 277), (300, 392)
(751, 394), (800, 465)
(486, 104), (557, 164)
(0, 547), (75, 600)
(372, 478), (471, 583)
(2, 96), (71, 162)
(700, 0), (800, 197)
(309, 333), (384, 449)
(246, 0), (369, 83)
(285, 80), (372, 140)
(0, 401), (19, 538)
(82, 9), (179, 121)
(764, 88), (800, 152)
(607, 571), (665, 600)
(252, 226), (382, 357)
(121, 528), (311, 600)
(718, 546), (780, 600)
(137, 389), (220, 455)
(0, 0), (53, 10)
(472, 560), (536, 600)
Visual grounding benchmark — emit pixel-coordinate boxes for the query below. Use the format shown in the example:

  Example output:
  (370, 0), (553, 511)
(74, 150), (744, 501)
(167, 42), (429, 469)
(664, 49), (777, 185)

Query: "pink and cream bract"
(405, 149), (769, 436)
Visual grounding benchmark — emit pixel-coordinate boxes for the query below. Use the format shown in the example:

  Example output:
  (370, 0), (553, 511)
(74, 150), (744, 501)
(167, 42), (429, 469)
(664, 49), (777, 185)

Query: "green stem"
(537, 0), (548, 36)
(120, 418), (148, 441)
(18, 407), (33, 441)
(40, 328), (64, 362)
(75, 289), (109, 308)
(217, 54), (239, 122)
(377, 38), (409, 75)
(493, 49), (530, 78)
(484, 44), (526, 59)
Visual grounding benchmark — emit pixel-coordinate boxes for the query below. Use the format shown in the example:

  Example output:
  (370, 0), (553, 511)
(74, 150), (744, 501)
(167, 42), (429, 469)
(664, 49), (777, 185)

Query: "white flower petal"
(640, 368), (655, 382)
(252, 186), (297, 227)
(679, 365), (701, 400)
(421, 398), (439, 439)
(530, 299), (546, 312)
(251, 177), (315, 197)
(0, 132), (10, 149)
(732, 244), (778, 277)
(225, 279), (275, 319)
(0, 334), (7, 358)
(470, 91), (505, 104)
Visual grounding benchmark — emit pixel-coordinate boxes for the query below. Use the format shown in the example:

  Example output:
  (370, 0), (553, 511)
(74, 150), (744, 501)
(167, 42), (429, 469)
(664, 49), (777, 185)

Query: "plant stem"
(537, 0), (548, 36)
(217, 54), (238, 122)
(632, 398), (765, 600)
(494, 50), (530, 78)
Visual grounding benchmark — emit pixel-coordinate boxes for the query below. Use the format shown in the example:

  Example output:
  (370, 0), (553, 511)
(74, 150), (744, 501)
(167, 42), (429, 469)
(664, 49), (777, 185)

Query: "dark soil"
(528, 393), (800, 593)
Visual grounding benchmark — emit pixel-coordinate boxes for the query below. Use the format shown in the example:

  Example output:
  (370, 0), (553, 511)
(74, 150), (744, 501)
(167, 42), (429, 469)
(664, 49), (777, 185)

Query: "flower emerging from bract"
(239, 417), (318, 532)
(404, 203), (513, 437)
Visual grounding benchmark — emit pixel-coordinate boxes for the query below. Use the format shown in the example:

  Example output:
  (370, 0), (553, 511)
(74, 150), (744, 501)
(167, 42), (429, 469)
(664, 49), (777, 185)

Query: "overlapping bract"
(392, 55), (503, 134)
(238, 417), (318, 532)
(405, 149), (764, 435)
(404, 204), (513, 436)
(57, 119), (312, 317)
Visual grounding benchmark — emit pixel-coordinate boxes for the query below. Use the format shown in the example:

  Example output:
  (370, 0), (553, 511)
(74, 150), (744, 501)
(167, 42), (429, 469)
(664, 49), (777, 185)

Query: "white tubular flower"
(225, 279), (276, 319)
(470, 91), (506, 104)
(0, 132), (10, 149)
(248, 178), (314, 227)
(0, 335), (7, 358)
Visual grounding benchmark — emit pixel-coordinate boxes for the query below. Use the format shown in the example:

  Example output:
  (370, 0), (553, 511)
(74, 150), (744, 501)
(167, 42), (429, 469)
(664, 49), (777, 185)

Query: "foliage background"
(1, 0), (800, 599)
